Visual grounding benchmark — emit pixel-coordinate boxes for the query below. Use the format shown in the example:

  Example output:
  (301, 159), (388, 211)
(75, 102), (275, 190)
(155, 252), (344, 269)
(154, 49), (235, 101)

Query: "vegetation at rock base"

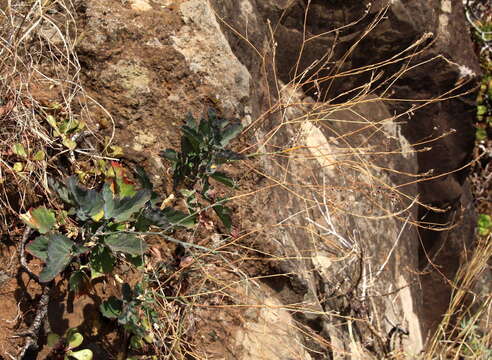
(16, 110), (244, 355)
(161, 109), (244, 231)
(0, 0), (490, 359)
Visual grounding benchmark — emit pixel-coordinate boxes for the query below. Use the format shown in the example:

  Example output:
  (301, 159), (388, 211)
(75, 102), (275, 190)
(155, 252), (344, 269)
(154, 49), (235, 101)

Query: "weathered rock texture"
(68, 0), (479, 358)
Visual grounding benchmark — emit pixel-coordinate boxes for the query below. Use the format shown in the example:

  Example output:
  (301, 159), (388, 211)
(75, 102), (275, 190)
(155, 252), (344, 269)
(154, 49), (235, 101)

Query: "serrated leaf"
(103, 184), (151, 222)
(39, 234), (74, 283)
(100, 296), (123, 319)
(210, 172), (235, 188)
(67, 331), (84, 349)
(32, 150), (45, 161)
(48, 177), (73, 205)
(20, 207), (56, 234)
(67, 349), (93, 360)
(47, 333), (61, 347)
(12, 143), (28, 158)
(27, 235), (50, 261)
(105, 234), (147, 255)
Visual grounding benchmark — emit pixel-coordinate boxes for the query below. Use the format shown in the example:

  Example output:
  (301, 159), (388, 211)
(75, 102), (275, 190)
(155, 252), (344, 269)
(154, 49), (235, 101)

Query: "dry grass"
(156, 4), (490, 360)
(139, 3), (487, 360)
(0, 0), (109, 226)
(0, 1), (489, 360)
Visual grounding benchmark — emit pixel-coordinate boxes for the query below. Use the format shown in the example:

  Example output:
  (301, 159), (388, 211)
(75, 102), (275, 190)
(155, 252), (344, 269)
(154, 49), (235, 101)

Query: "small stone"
(131, 0), (152, 12)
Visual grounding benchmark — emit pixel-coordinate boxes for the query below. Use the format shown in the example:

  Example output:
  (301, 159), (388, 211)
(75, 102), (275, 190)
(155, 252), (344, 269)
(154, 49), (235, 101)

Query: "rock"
(69, 0), (479, 358)
(130, 0), (152, 12)
(172, 0), (251, 115)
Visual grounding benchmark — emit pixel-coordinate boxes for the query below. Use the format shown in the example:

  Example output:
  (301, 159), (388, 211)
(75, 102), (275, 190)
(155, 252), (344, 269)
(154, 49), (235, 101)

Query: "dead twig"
(18, 227), (37, 281)
(16, 283), (51, 360)
(16, 227), (52, 359)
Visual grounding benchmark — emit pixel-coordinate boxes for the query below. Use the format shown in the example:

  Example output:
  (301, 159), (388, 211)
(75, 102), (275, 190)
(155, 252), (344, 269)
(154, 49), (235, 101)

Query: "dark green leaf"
(100, 297), (123, 319)
(69, 270), (86, 292)
(27, 235), (50, 261)
(215, 149), (245, 163)
(181, 126), (201, 153)
(48, 177), (73, 205)
(138, 206), (171, 229)
(160, 149), (179, 163)
(162, 207), (196, 229)
(39, 234), (74, 282)
(122, 283), (133, 302)
(89, 246), (115, 275)
(126, 254), (144, 268)
(198, 117), (212, 140)
(213, 203), (232, 231)
(20, 207), (56, 234)
(130, 335), (144, 350)
(134, 167), (153, 191)
(210, 172), (235, 188)
(103, 184), (151, 222)
(66, 177), (104, 220)
(220, 123), (243, 146)
(105, 234), (147, 255)
(73, 244), (89, 257)
(184, 112), (197, 130)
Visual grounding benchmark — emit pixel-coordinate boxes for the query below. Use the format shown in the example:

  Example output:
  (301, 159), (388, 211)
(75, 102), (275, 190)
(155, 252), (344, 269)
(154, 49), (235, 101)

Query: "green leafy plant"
(161, 109), (244, 230)
(46, 114), (86, 150)
(477, 214), (492, 236)
(21, 168), (194, 283)
(458, 318), (492, 358)
(46, 328), (93, 360)
(100, 282), (157, 349)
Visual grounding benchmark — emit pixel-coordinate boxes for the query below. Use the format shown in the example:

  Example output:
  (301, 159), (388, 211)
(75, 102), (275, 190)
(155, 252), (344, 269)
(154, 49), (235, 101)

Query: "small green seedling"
(478, 214), (492, 236)
(46, 328), (93, 360)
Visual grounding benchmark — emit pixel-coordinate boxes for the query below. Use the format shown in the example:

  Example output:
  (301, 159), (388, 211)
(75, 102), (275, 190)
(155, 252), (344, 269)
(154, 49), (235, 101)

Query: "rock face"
(73, 0), (478, 358)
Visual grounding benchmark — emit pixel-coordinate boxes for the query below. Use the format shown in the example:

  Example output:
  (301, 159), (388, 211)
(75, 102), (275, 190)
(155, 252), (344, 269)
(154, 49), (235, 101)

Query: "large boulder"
(68, 0), (479, 358)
